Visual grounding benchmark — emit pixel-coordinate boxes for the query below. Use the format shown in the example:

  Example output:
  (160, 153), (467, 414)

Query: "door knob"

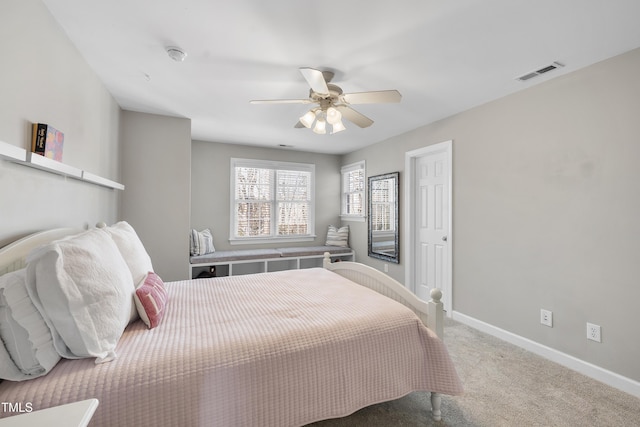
(442, 236), (448, 242)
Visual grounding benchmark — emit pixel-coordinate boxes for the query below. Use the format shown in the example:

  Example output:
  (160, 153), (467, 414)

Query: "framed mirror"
(368, 172), (399, 263)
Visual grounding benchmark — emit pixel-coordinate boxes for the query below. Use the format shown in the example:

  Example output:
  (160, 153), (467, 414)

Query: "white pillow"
(103, 221), (153, 284)
(190, 228), (215, 256)
(0, 269), (60, 380)
(325, 225), (349, 247)
(102, 221), (154, 322)
(26, 228), (134, 363)
(0, 339), (26, 382)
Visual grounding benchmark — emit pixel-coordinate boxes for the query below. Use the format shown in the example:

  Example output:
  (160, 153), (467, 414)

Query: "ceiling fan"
(250, 67), (402, 134)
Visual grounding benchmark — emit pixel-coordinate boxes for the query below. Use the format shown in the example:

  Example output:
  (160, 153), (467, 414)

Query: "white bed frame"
(0, 228), (83, 275)
(0, 227), (447, 421)
(323, 253), (445, 420)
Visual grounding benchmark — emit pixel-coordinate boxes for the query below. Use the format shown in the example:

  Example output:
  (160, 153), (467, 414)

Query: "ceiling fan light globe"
(326, 107), (342, 125)
(331, 120), (346, 134)
(299, 110), (316, 128)
(313, 118), (326, 134)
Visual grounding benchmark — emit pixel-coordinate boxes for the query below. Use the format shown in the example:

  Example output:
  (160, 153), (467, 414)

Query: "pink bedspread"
(0, 268), (462, 426)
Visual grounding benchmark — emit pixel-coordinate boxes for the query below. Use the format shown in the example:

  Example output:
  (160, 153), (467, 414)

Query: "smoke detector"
(516, 61), (564, 82)
(166, 46), (187, 62)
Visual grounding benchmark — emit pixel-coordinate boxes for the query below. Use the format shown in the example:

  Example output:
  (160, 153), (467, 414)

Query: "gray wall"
(120, 111), (192, 281)
(191, 141), (341, 252)
(341, 145), (408, 280)
(0, 0), (121, 246)
(342, 48), (640, 382)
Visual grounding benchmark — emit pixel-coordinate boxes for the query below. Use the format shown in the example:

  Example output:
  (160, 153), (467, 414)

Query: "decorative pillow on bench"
(190, 228), (215, 256)
(325, 225), (349, 247)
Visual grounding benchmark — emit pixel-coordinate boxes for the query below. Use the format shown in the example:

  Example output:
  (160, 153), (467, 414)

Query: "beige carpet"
(307, 319), (640, 426)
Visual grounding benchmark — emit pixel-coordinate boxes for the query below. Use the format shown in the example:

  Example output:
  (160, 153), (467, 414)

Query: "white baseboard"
(452, 311), (640, 399)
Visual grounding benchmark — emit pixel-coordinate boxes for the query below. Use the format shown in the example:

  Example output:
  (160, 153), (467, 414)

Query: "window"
(230, 158), (315, 244)
(340, 161), (365, 221)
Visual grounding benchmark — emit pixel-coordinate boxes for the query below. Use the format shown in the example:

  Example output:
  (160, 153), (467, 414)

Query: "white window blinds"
(231, 159), (314, 242)
(370, 177), (395, 231)
(341, 161), (365, 220)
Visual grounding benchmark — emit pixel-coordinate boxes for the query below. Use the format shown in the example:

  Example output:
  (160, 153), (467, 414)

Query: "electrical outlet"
(383, 263), (388, 273)
(540, 309), (553, 327)
(587, 323), (601, 342)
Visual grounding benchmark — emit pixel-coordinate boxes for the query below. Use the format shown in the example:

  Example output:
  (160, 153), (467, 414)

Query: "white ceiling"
(42, 0), (640, 155)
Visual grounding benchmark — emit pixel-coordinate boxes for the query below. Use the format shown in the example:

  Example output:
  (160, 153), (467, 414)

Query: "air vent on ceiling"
(516, 61), (565, 82)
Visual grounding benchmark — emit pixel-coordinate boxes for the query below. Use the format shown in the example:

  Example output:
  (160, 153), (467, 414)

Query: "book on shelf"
(31, 123), (64, 161)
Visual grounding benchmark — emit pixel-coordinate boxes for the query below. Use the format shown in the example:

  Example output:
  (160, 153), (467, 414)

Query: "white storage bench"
(190, 246), (355, 278)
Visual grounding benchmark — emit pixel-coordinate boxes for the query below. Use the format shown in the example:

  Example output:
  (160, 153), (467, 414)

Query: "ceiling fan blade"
(294, 122), (305, 128)
(342, 90), (402, 104)
(335, 105), (374, 128)
(250, 99), (313, 105)
(299, 67), (330, 96)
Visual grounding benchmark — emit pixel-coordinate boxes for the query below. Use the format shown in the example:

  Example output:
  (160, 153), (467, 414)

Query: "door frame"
(404, 140), (453, 315)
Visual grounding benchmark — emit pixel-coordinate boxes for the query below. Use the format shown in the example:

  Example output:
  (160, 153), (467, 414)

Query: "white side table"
(0, 399), (98, 427)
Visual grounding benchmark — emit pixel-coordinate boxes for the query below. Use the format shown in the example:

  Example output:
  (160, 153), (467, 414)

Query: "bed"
(0, 222), (462, 426)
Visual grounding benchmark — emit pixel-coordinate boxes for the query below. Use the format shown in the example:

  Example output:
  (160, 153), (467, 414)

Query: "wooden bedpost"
(427, 288), (444, 338)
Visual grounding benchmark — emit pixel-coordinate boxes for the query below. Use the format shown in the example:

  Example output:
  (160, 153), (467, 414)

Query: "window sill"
(229, 235), (317, 245)
(340, 215), (366, 222)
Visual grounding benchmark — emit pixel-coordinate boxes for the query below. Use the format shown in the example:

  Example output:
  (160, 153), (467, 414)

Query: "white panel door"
(415, 150), (450, 302)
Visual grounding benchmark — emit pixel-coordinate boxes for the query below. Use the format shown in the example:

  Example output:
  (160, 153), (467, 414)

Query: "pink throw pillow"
(134, 272), (167, 329)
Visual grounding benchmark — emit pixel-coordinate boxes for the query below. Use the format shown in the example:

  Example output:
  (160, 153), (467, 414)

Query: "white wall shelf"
(81, 171), (125, 190)
(0, 140), (124, 190)
(26, 151), (83, 178)
(0, 139), (27, 162)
